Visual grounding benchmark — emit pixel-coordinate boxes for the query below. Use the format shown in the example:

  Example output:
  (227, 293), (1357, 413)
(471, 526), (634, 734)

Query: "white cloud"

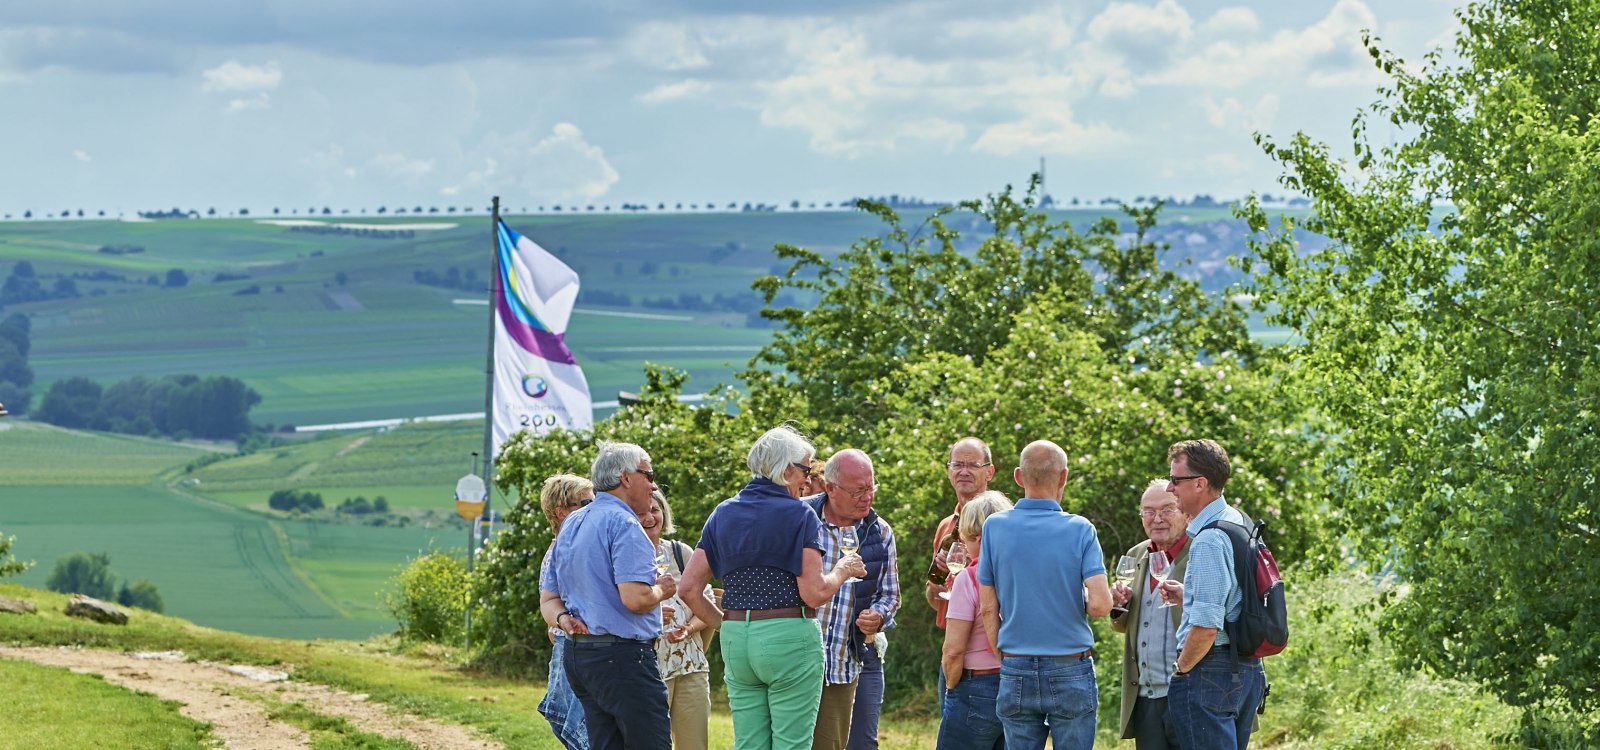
(448, 122), (619, 203)
(226, 93), (270, 112)
(73, 149), (91, 162)
(1200, 7), (1260, 34)
(1150, 0), (1380, 89)
(973, 103), (1131, 157)
(367, 153), (434, 182)
(638, 79), (711, 104)
(1202, 93), (1279, 132)
(201, 60), (282, 93)
(1087, 0), (1195, 73)
(627, 21), (710, 71)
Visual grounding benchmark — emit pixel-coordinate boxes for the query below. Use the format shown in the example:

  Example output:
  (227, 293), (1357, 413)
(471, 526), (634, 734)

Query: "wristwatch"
(1174, 663), (1190, 677)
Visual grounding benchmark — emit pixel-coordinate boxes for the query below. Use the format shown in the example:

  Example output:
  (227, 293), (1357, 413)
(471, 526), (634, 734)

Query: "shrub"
(387, 550), (469, 643)
(117, 579), (164, 612)
(0, 527), (33, 578)
(46, 551), (116, 599)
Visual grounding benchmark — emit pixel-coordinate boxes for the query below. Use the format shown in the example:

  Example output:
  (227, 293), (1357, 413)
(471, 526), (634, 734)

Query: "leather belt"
(569, 633), (653, 644)
(1000, 649), (1093, 661)
(724, 606), (816, 621)
(963, 668), (1001, 677)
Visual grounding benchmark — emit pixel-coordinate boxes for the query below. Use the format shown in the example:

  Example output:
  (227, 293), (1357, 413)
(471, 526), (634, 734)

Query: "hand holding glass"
(937, 542), (969, 600)
(839, 527), (864, 580)
(1148, 550), (1175, 608)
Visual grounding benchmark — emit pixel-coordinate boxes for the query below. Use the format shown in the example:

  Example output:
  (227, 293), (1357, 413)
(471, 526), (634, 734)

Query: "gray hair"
(650, 489), (676, 536)
(949, 437), (992, 464)
(592, 441), (649, 492)
(822, 449), (873, 484)
(959, 490), (1013, 540)
(748, 425), (814, 484)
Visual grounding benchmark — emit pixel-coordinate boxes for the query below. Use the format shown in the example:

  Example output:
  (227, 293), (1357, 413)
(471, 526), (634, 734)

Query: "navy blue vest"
(804, 493), (891, 661)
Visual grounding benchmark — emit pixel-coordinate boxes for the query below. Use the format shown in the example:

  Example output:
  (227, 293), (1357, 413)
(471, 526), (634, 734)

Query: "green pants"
(720, 617), (824, 750)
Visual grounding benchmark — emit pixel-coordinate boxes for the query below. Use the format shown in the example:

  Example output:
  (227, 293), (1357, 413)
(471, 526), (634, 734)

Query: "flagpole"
(467, 195), (502, 649)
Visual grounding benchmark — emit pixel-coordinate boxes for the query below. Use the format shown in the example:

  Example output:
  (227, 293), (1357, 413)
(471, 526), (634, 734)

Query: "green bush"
(46, 551), (116, 599)
(116, 579), (164, 612)
(387, 550), (469, 643)
(0, 527), (32, 579)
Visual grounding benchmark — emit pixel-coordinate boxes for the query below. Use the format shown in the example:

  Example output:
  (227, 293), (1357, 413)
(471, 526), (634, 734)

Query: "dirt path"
(0, 646), (503, 750)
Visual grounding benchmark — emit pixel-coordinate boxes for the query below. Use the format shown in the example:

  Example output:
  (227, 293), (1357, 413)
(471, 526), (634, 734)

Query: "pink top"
(946, 565), (1000, 671)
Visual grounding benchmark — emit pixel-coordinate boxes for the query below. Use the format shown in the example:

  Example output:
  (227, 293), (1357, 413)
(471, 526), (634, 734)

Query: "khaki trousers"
(666, 670), (711, 750)
(811, 680), (858, 750)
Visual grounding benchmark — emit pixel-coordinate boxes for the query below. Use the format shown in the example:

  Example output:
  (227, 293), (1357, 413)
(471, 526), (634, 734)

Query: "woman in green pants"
(679, 425), (865, 750)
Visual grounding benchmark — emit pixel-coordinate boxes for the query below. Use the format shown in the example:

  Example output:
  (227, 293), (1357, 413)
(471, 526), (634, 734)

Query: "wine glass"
(1113, 555), (1140, 613)
(654, 543), (672, 576)
(838, 527), (863, 579)
(937, 542), (969, 600)
(1148, 550), (1174, 608)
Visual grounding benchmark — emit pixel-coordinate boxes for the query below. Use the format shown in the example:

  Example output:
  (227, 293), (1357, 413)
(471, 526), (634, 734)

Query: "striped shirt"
(818, 517), (901, 685)
(1177, 496), (1244, 649)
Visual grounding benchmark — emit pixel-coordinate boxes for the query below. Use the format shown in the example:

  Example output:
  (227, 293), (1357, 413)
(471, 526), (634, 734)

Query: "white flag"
(491, 219), (593, 457)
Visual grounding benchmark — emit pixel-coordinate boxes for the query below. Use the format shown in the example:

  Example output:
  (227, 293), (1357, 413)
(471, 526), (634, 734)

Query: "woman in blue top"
(680, 425), (865, 750)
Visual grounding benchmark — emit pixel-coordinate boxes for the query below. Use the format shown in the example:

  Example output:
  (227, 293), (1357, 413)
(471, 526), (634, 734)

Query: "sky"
(0, 0), (1461, 216)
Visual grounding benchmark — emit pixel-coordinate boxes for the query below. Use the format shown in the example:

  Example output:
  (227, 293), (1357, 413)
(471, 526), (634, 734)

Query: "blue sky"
(0, 0), (1459, 215)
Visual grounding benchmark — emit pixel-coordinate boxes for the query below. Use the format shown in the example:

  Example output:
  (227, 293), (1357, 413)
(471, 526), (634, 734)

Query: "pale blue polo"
(541, 491), (660, 641)
(977, 497), (1106, 655)
(1177, 495), (1245, 649)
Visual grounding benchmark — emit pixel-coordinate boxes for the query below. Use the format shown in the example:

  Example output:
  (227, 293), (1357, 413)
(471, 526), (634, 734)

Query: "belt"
(963, 668), (1001, 677)
(1000, 649), (1093, 661)
(724, 606), (816, 621)
(569, 633), (654, 645)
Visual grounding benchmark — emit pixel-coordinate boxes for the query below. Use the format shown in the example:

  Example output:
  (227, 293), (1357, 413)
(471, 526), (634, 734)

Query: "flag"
(491, 219), (593, 456)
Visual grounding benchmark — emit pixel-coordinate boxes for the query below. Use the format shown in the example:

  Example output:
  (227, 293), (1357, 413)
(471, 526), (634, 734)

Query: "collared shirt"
(977, 498), (1106, 655)
(699, 478), (822, 610)
(1135, 571), (1178, 697)
(818, 515), (901, 685)
(540, 492), (660, 641)
(1177, 495), (1245, 649)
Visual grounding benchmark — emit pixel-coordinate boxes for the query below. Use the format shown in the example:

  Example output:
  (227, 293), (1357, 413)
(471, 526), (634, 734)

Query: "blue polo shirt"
(977, 497), (1106, 655)
(698, 477), (823, 609)
(540, 491), (660, 640)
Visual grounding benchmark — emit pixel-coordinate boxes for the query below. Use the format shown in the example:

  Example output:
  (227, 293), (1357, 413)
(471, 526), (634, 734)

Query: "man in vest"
(805, 449), (902, 750)
(926, 437), (996, 626)
(1110, 479), (1191, 749)
(1159, 439), (1266, 749)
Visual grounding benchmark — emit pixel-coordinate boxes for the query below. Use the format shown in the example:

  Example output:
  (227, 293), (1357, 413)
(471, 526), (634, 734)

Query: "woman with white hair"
(679, 425), (866, 750)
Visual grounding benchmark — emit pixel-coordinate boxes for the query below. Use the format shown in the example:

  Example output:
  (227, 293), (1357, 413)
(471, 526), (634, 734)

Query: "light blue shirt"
(1177, 495), (1244, 649)
(977, 498), (1105, 655)
(541, 492), (660, 640)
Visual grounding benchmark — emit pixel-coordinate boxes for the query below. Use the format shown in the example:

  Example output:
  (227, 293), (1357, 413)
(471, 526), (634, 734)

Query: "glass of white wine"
(938, 542), (969, 600)
(1148, 549), (1174, 608)
(1113, 555), (1140, 613)
(839, 527), (863, 579)
(655, 544), (672, 576)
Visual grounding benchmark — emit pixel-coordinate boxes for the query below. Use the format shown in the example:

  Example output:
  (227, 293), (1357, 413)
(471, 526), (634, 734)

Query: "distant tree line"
(2, 260), (79, 306)
(269, 489), (325, 512)
(413, 266), (484, 292)
(45, 551), (163, 612)
(0, 311), (33, 415)
(98, 244), (145, 255)
(288, 225), (416, 239)
(34, 373), (261, 442)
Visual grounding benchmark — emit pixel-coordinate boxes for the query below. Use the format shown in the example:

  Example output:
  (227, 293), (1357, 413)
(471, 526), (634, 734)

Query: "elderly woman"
(679, 425), (866, 750)
(639, 490), (714, 750)
(536, 474), (596, 750)
(937, 490), (1014, 750)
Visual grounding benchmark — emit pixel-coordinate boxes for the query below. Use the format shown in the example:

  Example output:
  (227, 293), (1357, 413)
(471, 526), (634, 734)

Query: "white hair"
(747, 425), (814, 484)
(592, 441), (649, 492)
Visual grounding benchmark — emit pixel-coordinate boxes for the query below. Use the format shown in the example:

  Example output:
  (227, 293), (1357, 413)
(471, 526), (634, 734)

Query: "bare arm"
(1176, 626), (1218, 673)
(679, 548), (722, 630)
(942, 617), (974, 689)
(797, 548), (864, 608)
(1084, 573), (1113, 618)
(979, 584), (1001, 656)
(618, 572), (677, 614)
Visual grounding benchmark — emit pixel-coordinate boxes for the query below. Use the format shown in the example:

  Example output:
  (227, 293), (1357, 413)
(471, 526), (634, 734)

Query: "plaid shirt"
(817, 515), (901, 685)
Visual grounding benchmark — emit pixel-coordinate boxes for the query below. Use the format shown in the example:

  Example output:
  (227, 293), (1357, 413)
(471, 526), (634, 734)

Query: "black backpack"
(1201, 513), (1288, 659)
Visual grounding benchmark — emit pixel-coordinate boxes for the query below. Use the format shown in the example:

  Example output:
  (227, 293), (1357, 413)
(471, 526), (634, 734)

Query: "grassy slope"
(0, 657), (212, 750)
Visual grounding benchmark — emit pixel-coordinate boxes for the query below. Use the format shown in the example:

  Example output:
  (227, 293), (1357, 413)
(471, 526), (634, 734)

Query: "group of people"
(535, 428), (1265, 750)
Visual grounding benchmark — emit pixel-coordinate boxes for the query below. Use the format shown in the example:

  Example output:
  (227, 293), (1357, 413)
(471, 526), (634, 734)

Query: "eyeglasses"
(947, 461), (993, 471)
(1168, 474), (1203, 484)
(1139, 508), (1182, 520)
(633, 468), (657, 482)
(792, 461), (815, 474)
(838, 483), (878, 500)
(564, 498), (592, 509)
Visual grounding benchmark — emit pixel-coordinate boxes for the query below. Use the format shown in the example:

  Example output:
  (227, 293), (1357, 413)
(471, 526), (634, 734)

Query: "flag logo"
(522, 375), (549, 398)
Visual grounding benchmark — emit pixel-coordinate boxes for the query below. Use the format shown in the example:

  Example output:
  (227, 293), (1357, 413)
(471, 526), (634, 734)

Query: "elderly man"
(1159, 439), (1266, 750)
(541, 442), (677, 750)
(978, 440), (1112, 750)
(926, 437), (996, 625)
(804, 449), (901, 750)
(1110, 479), (1191, 749)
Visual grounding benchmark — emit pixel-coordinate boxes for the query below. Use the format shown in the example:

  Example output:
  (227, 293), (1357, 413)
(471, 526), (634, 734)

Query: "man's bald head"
(1015, 440), (1069, 500)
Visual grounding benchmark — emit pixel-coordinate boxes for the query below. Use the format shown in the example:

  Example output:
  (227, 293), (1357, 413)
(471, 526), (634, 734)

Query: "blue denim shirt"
(1177, 495), (1244, 649)
(541, 492), (660, 640)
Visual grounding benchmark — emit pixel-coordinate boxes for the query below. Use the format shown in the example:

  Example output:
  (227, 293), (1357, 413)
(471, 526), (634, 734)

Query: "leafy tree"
(1238, 0), (1600, 730)
(116, 579), (164, 612)
(35, 377), (104, 429)
(0, 527), (33, 578)
(164, 268), (188, 288)
(46, 551), (116, 599)
(0, 312), (30, 358)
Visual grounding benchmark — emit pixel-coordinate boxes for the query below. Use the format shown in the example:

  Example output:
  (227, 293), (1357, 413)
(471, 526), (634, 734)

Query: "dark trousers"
(565, 639), (672, 750)
(1168, 649), (1264, 750)
(847, 646), (885, 749)
(1131, 695), (1179, 750)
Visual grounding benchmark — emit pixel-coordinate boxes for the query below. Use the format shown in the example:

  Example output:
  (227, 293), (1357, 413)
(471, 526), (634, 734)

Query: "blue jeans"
(936, 672), (1005, 750)
(996, 656), (1097, 750)
(1167, 649), (1265, 750)
(539, 635), (590, 749)
(847, 646), (884, 749)
(565, 639), (672, 750)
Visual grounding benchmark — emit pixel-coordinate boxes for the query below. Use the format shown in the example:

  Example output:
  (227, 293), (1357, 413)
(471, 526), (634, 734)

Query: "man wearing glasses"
(542, 442), (678, 750)
(926, 437), (996, 624)
(1158, 439), (1266, 750)
(1109, 480), (1191, 749)
(803, 449), (902, 750)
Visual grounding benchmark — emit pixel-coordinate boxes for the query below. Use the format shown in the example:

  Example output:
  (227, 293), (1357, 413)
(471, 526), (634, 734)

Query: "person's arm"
(942, 616), (973, 690)
(798, 547), (863, 608)
(860, 524), (901, 634)
(541, 589), (589, 635)
(618, 573), (677, 614)
(1175, 626), (1217, 674)
(978, 583), (1001, 656)
(680, 548), (722, 629)
(1084, 572), (1113, 618)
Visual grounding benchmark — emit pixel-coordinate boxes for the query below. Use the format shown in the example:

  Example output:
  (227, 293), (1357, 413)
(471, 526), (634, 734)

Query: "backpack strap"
(670, 539), (688, 573)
